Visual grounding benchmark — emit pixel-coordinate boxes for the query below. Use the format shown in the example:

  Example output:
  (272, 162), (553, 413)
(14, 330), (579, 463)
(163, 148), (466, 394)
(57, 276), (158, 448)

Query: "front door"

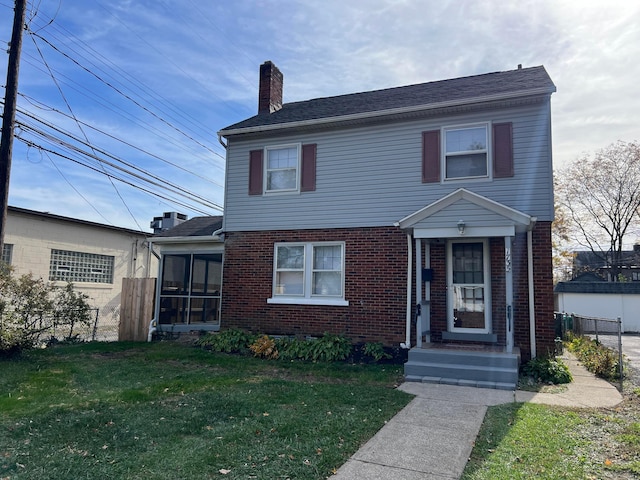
(447, 240), (490, 333)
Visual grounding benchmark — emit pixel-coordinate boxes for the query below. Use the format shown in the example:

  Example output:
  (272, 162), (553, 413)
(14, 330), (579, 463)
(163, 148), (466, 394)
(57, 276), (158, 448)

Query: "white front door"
(447, 239), (491, 333)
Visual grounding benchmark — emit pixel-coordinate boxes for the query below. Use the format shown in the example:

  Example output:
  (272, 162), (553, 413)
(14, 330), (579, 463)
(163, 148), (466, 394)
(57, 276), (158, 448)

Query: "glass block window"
(49, 249), (114, 283)
(1, 243), (12, 264)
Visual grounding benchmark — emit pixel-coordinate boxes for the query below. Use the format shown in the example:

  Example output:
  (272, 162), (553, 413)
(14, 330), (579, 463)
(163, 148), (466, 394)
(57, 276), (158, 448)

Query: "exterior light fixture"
(457, 220), (465, 235)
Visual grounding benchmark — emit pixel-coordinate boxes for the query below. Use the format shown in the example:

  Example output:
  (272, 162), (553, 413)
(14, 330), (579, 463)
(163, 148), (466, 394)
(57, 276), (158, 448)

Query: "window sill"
(267, 297), (349, 307)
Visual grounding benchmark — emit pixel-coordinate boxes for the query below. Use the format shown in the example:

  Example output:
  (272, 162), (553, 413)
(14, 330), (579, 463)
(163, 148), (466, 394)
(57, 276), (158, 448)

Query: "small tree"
(552, 196), (574, 282)
(556, 140), (640, 281)
(0, 263), (92, 354)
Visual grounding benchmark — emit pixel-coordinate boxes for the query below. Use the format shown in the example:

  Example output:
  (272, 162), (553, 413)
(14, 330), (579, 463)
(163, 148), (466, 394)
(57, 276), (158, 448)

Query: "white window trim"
(442, 122), (492, 183)
(264, 143), (301, 194)
(446, 239), (491, 334)
(268, 241), (349, 306)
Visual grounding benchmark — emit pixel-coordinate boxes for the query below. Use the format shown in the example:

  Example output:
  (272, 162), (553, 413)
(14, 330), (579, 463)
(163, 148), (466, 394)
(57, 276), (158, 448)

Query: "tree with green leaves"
(555, 140), (640, 281)
(0, 263), (92, 354)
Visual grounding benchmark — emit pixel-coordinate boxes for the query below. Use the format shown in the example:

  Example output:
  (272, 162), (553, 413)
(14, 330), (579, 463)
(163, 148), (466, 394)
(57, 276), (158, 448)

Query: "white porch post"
(505, 236), (514, 353)
(415, 238), (423, 347)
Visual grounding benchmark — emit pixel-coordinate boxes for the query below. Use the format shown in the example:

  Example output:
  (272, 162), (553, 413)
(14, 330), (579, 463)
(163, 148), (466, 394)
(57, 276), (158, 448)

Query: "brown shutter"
(422, 130), (440, 183)
(493, 122), (514, 178)
(248, 149), (263, 195)
(301, 143), (317, 192)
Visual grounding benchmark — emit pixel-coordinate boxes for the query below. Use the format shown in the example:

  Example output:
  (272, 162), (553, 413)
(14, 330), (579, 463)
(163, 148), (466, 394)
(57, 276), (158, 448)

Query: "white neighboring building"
(555, 278), (640, 333)
(3, 206), (158, 340)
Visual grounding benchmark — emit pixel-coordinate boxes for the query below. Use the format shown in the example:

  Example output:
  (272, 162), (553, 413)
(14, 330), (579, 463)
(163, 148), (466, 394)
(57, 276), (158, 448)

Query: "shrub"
(0, 264), (92, 355)
(250, 335), (279, 359)
(196, 329), (254, 353)
(363, 342), (392, 362)
(566, 335), (621, 380)
(198, 330), (352, 363)
(275, 336), (312, 361)
(520, 355), (572, 384)
(307, 333), (352, 362)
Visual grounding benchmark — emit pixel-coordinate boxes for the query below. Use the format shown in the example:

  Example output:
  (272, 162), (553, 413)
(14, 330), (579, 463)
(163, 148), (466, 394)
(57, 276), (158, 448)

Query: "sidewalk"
(332, 353), (622, 479)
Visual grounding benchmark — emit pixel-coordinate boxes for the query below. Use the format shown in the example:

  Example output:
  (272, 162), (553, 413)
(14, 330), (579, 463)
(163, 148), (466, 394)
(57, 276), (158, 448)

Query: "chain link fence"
(555, 311), (623, 390)
(45, 305), (120, 342)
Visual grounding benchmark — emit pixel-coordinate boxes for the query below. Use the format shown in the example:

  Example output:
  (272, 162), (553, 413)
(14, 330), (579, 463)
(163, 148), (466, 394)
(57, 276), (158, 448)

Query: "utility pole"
(0, 0), (27, 254)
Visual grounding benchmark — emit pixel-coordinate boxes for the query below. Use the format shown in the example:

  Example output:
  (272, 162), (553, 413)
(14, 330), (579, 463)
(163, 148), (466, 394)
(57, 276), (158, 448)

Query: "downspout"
(401, 233), (412, 349)
(131, 239), (138, 277)
(527, 228), (536, 358)
(146, 239), (160, 342)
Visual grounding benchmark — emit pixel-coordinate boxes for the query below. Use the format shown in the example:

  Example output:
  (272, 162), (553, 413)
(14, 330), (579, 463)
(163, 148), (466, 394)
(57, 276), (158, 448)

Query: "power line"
(17, 96), (224, 188)
(28, 29), (144, 231)
(15, 116), (223, 211)
(14, 136), (216, 216)
(29, 30), (224, 160)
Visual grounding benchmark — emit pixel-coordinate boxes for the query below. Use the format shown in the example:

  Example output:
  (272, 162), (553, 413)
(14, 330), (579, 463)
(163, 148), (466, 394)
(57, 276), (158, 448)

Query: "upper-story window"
(422, 122), (512, 184)
(266, 145), (299, 192)
(444, 124), (489, 180)
(249, 144), (317, 195)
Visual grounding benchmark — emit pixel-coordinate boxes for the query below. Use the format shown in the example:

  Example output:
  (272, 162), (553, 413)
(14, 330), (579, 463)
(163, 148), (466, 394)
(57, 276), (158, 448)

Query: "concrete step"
(404, 347), (520, 390)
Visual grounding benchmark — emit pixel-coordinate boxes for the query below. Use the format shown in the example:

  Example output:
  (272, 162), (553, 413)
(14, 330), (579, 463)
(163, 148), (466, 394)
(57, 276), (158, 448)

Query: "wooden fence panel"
(119, 278), (156, 341)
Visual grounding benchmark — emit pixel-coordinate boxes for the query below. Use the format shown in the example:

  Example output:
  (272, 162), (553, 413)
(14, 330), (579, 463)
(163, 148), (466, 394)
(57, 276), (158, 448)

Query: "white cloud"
(2, 0), (639, 228)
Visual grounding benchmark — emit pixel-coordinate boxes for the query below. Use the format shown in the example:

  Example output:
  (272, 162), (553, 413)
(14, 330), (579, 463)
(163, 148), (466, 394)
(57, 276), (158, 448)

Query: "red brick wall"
(221, 227), (409, 345)
(490, 238), (507, 345)
(532, 221), (555, 356)
(220, 222), (555, 355)
(428, 242), (446, 342)
(511, 221), (555, 360)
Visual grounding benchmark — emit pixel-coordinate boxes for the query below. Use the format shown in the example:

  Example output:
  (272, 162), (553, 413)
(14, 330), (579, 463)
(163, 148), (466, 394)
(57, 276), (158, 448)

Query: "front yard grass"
(0, 342), (411, 479)
(463, 379), (640, 479)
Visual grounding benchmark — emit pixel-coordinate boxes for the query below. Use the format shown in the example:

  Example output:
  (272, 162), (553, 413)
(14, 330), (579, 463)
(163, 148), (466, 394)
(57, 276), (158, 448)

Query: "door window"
(449, 241), (490, 332)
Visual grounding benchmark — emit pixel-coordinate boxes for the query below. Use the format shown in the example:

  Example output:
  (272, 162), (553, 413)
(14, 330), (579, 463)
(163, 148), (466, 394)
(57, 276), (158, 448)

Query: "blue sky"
(1, 0), (639, 231)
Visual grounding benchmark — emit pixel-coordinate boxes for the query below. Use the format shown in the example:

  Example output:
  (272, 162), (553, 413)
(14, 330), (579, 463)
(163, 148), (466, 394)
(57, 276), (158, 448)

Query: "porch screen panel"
(159, 253), (222, 325)
(452, 242), (485, 329)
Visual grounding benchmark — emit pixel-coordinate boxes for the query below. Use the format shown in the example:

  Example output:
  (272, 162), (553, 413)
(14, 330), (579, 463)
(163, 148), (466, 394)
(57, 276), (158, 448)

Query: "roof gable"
(397, 188), (534, 233)
(219, 66), (555, 136)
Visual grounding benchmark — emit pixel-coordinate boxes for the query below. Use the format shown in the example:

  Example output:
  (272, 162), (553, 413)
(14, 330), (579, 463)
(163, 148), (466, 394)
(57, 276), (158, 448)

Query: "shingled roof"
(153, 216), (223, 238)
(219, 65), (555, 135)
(555, 281), (640, 295)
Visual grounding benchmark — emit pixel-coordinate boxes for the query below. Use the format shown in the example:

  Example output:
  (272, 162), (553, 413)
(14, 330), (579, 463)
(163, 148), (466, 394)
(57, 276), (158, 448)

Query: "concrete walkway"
(332, 353), (622, 479)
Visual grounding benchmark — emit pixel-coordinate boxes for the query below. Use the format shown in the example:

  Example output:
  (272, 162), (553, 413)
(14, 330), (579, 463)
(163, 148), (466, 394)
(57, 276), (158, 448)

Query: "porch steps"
(404, 347), (520, 391)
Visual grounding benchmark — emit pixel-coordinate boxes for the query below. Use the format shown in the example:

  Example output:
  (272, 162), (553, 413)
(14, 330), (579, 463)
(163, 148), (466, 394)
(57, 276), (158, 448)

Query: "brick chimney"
(258, 61), (283, 114)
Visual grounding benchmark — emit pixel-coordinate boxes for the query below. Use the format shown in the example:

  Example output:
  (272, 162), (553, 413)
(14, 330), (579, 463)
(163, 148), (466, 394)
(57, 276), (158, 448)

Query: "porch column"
(505, 236), (514, 353)
(415, 238), (423, 347)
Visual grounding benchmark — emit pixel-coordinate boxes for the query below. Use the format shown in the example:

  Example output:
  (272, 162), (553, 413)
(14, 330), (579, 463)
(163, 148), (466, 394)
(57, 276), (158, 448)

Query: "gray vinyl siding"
(413, 200), (516, 230)
(223, 100), (554, 232)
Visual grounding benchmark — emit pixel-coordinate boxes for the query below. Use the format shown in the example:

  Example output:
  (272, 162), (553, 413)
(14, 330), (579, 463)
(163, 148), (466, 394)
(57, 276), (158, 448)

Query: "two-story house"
(217, 62), (556, 389)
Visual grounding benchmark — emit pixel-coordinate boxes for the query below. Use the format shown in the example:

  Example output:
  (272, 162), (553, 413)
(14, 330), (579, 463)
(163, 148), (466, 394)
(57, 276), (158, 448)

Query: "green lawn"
(0, 342), (411, 480)
(463, 387), (640, 479)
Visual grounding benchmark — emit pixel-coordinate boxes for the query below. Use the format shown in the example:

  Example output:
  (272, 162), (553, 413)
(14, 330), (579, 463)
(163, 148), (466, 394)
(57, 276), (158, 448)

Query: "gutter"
(218, 87), (556, 138)
(150, 235), (224, 245)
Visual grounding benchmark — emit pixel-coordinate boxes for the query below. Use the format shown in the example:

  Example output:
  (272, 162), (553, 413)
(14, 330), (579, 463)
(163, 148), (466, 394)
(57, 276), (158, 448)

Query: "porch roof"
(395, 188), (535, 238)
